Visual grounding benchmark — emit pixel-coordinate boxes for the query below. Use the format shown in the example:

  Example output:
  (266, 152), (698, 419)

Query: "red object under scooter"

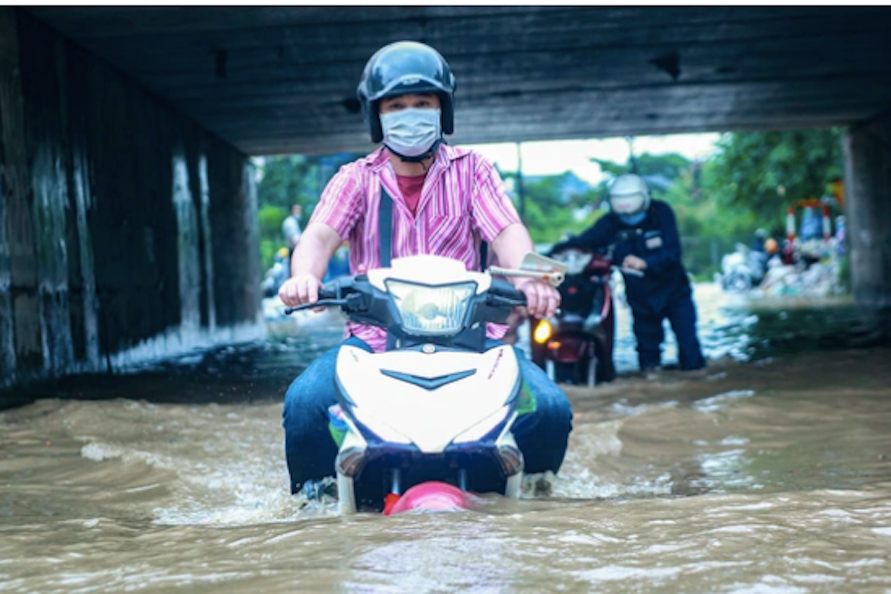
(383, 481), (473, 516)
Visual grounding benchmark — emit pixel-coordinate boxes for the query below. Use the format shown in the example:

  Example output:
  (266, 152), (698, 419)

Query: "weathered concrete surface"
(844, 113), (891, 311)
(0, 9), (261, 398)
(3, 6), (891, 397)
(23, 6), (891, 155)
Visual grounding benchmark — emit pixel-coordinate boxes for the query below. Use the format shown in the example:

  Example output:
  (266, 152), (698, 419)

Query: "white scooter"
(287, 254), (565, 514)
(719, 243), (769, 292)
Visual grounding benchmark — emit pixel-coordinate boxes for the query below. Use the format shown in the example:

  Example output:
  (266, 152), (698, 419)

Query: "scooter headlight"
(385, 280), (476, 337)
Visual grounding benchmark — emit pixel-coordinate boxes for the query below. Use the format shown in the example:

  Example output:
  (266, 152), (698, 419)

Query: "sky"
(464, 133), (722, 186)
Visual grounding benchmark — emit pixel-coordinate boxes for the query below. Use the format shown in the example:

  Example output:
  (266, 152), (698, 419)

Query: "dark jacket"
(557, 199), (690, 316)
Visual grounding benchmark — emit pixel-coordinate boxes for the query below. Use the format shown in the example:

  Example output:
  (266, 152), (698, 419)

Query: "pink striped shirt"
(309, 144), (521, 352)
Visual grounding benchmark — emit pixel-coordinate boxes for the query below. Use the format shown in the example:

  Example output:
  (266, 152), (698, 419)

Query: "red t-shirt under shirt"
(396, 173), (426, 216)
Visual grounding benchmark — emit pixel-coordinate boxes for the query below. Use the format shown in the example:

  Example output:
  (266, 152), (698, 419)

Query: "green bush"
(258, 205), (288, 270)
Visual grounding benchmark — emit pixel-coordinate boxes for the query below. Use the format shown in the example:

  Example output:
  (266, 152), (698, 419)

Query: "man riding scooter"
(551, 174), (706, 374)
(277, 41), (573, 500)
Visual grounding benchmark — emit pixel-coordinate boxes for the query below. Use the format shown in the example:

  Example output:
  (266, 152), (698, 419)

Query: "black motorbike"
(530, 247), (618, 386)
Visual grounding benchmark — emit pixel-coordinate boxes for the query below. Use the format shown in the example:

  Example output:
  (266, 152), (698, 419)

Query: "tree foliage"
(590, 152), (746, 277)
(708, 129), (843, 220)
(586, 130), (842, 277)
(251, 129), (842, 277)
(502, 171), (601, 244)
(255, 155), (315, 211)
(591, 152), (692, 201)
(254, 153), (360, 269)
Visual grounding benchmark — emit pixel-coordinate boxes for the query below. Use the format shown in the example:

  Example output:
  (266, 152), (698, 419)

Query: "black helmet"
(356, 41), (456, 143)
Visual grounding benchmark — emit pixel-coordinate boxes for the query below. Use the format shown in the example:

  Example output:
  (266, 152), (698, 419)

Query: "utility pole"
(626, 135), (639, 174)
(516, 141), (526, 220)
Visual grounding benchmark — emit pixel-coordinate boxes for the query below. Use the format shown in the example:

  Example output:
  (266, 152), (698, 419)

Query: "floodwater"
(2, 284), (891, 593)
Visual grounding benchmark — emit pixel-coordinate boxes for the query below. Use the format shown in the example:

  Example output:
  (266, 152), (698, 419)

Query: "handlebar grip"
(489, 278), (525, 301)
(488, 279), (527, 309)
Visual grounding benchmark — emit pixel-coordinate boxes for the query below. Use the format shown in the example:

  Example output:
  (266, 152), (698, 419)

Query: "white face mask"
(380, 108), (442, 157)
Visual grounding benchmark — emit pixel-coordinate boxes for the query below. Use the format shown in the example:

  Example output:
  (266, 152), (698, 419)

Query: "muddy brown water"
(2, 284), (891, 593)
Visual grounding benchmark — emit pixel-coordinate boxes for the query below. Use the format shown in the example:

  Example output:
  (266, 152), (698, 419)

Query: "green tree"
(591, 152), (692, 204)
(503, 171), (601, 244)
(667, 159), (761, 277)
(256, 155), (315, 211)
(254, 156), (313, 270)
(708, 129), (843, 220)
(254, 153), (361, 269)
(587, 132), (843, 279)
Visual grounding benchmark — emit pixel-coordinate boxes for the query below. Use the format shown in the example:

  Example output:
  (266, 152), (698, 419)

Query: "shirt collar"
(366, 142), (468, 173)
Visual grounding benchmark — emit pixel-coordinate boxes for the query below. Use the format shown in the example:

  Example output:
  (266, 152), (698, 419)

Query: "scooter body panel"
(336, 344), (520, 454)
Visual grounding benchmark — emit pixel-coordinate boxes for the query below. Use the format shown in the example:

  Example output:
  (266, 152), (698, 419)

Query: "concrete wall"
(0, 8), (261, 397)
(844, 112), (891, 310)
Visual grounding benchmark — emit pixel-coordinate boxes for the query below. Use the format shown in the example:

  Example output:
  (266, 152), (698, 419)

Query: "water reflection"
(37, 281), (891, 399)
(613, 283), (891, 373)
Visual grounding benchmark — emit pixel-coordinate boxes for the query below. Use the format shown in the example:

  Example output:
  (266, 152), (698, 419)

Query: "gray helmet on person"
(608, 174), (651, 216)
(356, 41), (456, 143)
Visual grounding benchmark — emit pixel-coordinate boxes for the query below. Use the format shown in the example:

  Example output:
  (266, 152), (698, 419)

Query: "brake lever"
(487, 266), (565, 287)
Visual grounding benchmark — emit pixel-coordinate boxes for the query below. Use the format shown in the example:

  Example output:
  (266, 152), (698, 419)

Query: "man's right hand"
(278, 273), (323, 307)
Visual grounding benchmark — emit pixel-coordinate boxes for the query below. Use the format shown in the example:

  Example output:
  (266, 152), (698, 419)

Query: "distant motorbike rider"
(553, 174), (705, 372)
(261, 247), (291, 298)
(753, 228), (768, 252)
(282, 204), (303, 254)
(277, 41), (572, 496)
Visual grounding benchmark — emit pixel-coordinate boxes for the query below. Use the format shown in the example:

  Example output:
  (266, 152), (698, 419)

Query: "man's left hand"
(622, 255), (648, 270)
(514, 278), (560, 319)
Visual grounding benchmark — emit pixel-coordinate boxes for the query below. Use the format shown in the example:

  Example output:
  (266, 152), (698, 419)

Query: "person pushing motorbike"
(277, 41), (572, 498)
(552, 174), (706, 373)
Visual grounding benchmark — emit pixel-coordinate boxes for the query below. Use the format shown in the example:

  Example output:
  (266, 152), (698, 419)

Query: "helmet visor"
(609, 192), (647, 215)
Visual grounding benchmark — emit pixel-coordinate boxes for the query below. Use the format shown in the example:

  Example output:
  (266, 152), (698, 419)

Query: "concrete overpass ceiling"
(25, 6), (891, 155)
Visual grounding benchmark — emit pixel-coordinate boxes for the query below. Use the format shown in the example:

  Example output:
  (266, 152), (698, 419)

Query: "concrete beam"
(843, 110), (891, 310)
(22, 6), (891, 156)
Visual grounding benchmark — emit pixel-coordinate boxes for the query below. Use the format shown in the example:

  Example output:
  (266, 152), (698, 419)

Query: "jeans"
(282, 337), (573, 494)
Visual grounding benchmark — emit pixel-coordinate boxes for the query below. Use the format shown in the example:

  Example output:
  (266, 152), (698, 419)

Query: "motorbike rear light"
(336, 446), (368, 477)
(548, 337), (588, 363)
(496, 444), (524, 476)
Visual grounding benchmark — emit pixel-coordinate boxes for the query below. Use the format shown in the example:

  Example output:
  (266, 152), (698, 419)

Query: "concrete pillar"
(0, 10), (15, 385)
(0, 8), (262, 400)
(843, 112), (891, 310)
(0, 8), (43, 384)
